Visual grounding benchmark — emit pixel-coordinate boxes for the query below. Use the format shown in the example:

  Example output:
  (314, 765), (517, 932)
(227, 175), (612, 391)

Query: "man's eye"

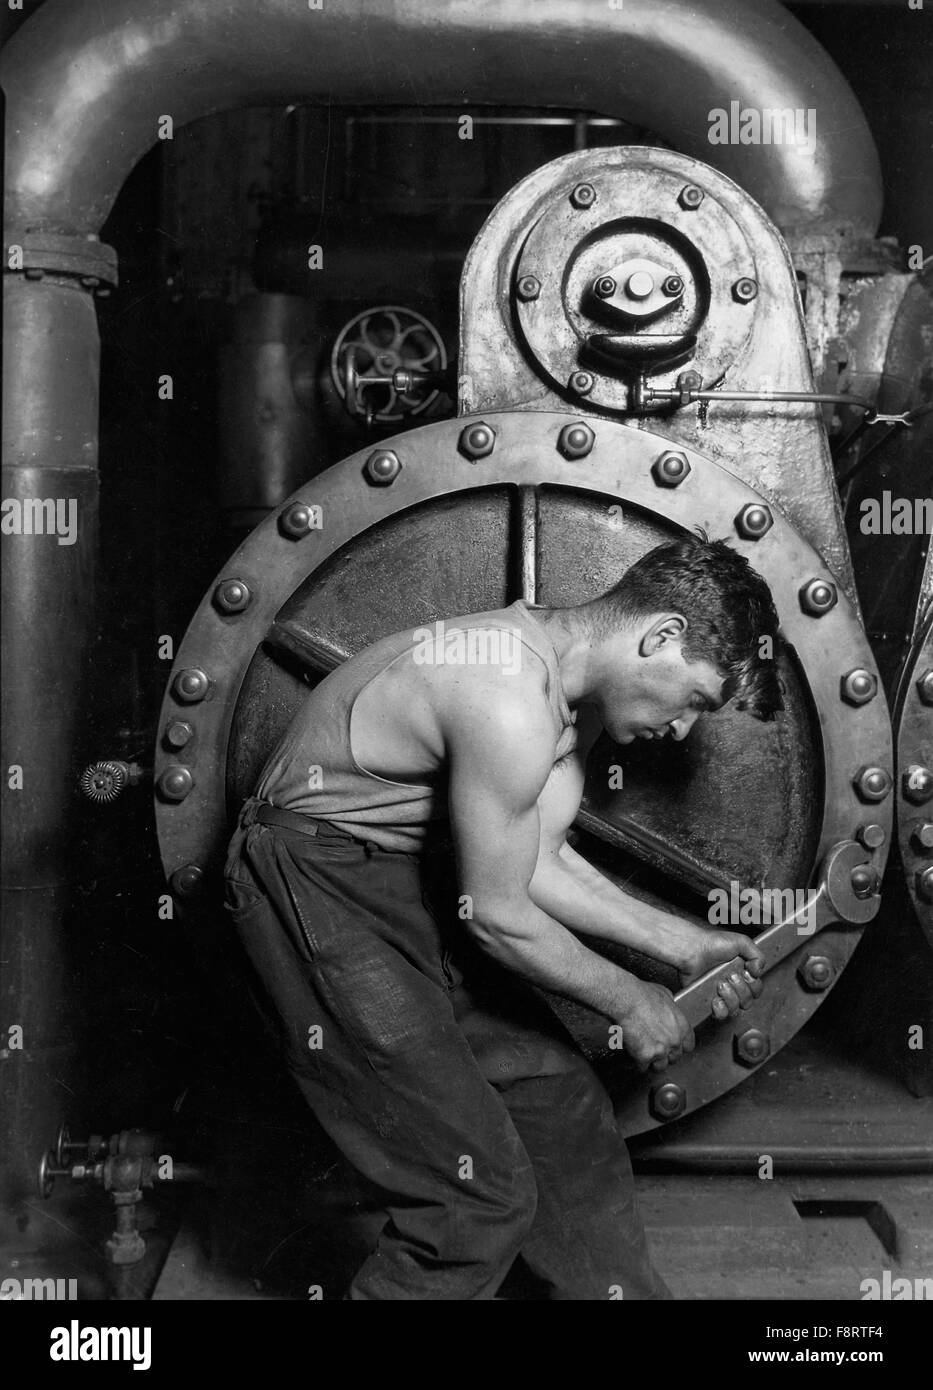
(692, 696), (708, 712)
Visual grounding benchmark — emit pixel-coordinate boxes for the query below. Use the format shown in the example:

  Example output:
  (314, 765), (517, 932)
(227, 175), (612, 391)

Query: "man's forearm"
(467, 897), (641, 1022)
(529, 841), (699, 969)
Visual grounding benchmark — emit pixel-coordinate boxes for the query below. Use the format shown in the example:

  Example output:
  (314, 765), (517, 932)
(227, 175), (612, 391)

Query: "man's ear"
(638, 613), (687, 657)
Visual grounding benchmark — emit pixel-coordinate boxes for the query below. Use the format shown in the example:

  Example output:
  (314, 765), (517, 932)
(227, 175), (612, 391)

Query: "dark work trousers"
(223, 794), (672, 1301)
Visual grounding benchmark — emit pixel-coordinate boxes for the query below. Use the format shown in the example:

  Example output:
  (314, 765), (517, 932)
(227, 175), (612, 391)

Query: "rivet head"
(557, 422), (595, 460)
(662, 275), (684, 297)
(678, 185), (704, 210)
(857, 822), (886, 850)
(172, 668), (210, 704)
(918, 866), (933, 903)
(568, 370), (594, 396)
(732, 277), (758, 303)
(840, 668), (877, 706)
(854, 765), (893, 803)
(917, 669), (933, 706)
(516, 274), (541, 302)
(213, 578), (251, 614)
(903, 765), (933, 805)
(279, 502), (316, 537)
(798, 954), (834, 992)
(735, 503), (773, 539)
(650, 1082), (686, 1120)
(457, 422), (496, 461)
(734, 1028), (770, 1067)
(157, 765), (194, 803)
(165, 720), (193, 750)
(652, 451), (691, 488)
(850, 864), (877, 899)
(911, 821), (933, 851)
(570, 182), (597, 209)
(799, 578), (838, 617)
(364, 449), (402, 484)
(170, 864), (203, 897)
(594, 275), (616, 299)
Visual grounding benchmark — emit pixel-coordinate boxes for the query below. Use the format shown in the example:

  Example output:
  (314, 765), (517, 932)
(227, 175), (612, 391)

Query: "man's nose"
(669, 710), (700, 741)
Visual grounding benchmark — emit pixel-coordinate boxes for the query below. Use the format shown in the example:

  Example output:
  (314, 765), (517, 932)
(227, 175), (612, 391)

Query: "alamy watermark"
(1, 1276), (78, 1300)
(859, 492), (932, 536)
(411, 621), (522, 675)
(708, 101), (816, 153)
(1, 497), (78, 545)
(708, 881), (819, 935)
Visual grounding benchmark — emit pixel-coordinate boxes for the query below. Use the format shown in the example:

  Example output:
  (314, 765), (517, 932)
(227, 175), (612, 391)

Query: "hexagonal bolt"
(903, 764), (933, 805)
(213, 578), (251, 614)
(853, 765), (893, 803)
(156, 765), (194, 804)
(171, 667), (210, 704)
(840, 668), (878, 706)
(567, 370), (595, 396)
(593, 275), (617, 300)
(910, 821), (933, 851)
(557, 422), (595, 460)
(856, 822), (886, 851)
(364, 449), (402, 485)
(917, 866), (933, 903)
(732, 277), (758, 303)
(516, 274), (541, 303)
(164, 720), (194, 750)
(734, 1028), (771, 1068)
(457, 423), (496, 461)
(279, 501), (316, 537)
(570, 182), (597, 209)
(650, 1081), (686, 1121)
(734, 503), (773, 540)
(850, 864), (878, 899)
(170, 864), (204, 897)
(797, 954), (834, 992)
(799, 578), (838, 617)
(678, 185), (704, 210)
(917, 669), (933, 706)
(662, 275), (684, 297)
(652, 451), (691, 488)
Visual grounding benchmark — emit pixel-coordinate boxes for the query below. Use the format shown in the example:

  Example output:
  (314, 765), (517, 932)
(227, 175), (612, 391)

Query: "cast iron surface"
(154, 411), (891, 1133)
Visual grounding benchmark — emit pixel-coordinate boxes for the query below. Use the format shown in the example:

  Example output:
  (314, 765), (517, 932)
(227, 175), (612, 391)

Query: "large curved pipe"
(3, 0), (881, 238)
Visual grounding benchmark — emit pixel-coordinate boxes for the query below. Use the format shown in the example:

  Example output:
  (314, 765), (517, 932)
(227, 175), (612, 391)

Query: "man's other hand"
(616, 979), (695, 1073)
(677, 929), (765, 1019)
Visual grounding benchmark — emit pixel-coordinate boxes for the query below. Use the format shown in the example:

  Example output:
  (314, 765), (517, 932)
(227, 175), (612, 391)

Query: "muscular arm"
(445, 678), (694, 1067)
(528, 711), (764, 1004)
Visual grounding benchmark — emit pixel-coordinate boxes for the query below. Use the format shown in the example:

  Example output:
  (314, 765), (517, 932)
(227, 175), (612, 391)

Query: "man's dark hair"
(588, 536), (783, 721)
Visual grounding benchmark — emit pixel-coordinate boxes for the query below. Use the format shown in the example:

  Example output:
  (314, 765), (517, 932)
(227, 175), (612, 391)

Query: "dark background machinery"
(1, 0), (931, 1300)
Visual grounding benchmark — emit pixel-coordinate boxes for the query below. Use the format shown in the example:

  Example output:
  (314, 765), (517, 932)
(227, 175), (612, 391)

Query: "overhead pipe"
(0, 0), (882, 1227)
(2, 0), (882, 238)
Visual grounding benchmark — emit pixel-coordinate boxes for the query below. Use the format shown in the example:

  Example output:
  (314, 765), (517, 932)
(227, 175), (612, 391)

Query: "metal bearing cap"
(509, 151), (758, 416)
(153, 411), (891, 1136)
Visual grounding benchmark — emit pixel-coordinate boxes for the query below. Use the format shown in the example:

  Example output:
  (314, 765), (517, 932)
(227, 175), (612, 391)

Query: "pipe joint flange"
(5, 232), (118, 290)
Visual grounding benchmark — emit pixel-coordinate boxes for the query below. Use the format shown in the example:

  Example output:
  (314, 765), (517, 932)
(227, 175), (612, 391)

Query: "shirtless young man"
(224, 536), (782, 1300)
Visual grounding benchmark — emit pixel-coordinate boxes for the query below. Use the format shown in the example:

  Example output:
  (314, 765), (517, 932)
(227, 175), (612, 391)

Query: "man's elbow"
(463, 898), (537, 962)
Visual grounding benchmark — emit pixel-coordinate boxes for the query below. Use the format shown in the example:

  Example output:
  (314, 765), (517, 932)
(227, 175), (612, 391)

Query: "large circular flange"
(154, 410), (892, 1134)
(513, 163), (757, 413)
(895, 612), (933, 941)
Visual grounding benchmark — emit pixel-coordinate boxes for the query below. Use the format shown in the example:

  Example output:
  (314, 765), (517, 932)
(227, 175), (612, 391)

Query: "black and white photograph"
(1, 0), (931, 1353)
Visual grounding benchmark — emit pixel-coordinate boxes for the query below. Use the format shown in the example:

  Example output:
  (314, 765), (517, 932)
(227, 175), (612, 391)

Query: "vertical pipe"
(0, 275), (100, 1233)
